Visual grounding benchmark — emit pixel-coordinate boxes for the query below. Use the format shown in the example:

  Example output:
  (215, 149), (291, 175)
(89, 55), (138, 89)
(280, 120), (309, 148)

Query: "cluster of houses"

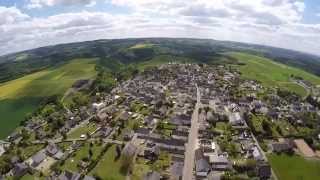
(1, 63), (320, 180)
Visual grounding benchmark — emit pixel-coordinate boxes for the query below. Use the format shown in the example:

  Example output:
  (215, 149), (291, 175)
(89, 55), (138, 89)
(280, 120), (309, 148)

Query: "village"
(1, 63), (320, 180)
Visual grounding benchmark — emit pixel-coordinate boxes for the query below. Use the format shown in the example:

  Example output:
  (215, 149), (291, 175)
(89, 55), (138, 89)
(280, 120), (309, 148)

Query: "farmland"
(89, 145), (126, 180)
(230, 52), (320, 97)
(0, 59), (97, 139)
(136, 55), (194, 71)
(267, 154), (320, 180)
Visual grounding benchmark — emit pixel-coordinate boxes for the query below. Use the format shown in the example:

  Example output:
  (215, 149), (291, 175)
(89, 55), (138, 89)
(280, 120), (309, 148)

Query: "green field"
(0, 59), (97, 139)
(136, 55), (194, 70)
(268, 154), (320, 180)
(129, 43), (155, 49)
(89, 145), (126, 180)
(230, 52), (320, 97)
(59, 143), (104, 172)
(67, 122), (97, 139)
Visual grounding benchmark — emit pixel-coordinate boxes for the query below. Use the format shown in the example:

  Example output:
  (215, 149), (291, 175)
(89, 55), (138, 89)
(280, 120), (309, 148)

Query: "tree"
(120, 154), (134, 174)
(62, 132), (67, 140)
(89, 149), (93, 158)
(132, 121), (140, 131)
(262, 120), (272, 136)
(115, 145), (122, 159)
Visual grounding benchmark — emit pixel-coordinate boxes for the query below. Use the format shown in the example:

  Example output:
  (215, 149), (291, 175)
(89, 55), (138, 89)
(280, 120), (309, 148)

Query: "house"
(144, 171), (161, 180)
(144, 116), (157, 126)
(35, 129), (46, 140)
(11, 163), (29, 177)
(135, 128), (150, 136)
(119, 111), (130, 121)
(122, 142), (138, 157)
(251, 146), (263, 161)
(0, 144), (6, 156)
(92, 102), (105, 111)
(10, 156), (20, 164)
(83, 175), (96, 180)
(229, 112), (243, 125)
(256, 162), (271, 180)
(7, 132), (22, 142)
(96, 127), (113, 138)
(270, 142), (293, 153)
(170, 162), (184, 180)
(195, 149), (210, 177)
(123, 130), (134, 141)
(97, 112), (108, 121)
(172, 130), (188, 141)
(46, 143), (59, 156)
(71, 142), (82, 151)
(208, 154), (230, 171)
(46, 143), (64, 160)
(58, 171), (81, 180)
(29, 151), (46, 167)
(169, 114), (191, 126)
(144, 146), (160, 161)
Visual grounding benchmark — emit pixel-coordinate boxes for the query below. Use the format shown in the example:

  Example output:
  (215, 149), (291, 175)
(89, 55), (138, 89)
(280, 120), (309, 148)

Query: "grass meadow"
(230, 52), (320, 97)
(0, 58), (97, 139)
(268, 154), (320, 180)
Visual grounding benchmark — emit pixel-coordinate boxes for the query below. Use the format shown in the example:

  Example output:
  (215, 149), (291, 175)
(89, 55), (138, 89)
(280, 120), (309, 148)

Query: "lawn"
(59, 143), (104, 172)
(0, 97), (41, 138)
(67, 122), (98, 139)
(229, 52), (320, 97)
(0, 58), (97, 139)
(267, 154), (320, 180)
(131, 158), (150, 180)
(215, 122), (230, 132)
(20, 144), (45, 160)
(89, 145), (126, 180)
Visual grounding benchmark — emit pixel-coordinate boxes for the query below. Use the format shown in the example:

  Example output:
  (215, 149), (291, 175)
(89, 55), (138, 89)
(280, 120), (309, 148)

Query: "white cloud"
(1, 0), (320, 56)
(27, 0), (97, 8)
(0, 6), (29, 25)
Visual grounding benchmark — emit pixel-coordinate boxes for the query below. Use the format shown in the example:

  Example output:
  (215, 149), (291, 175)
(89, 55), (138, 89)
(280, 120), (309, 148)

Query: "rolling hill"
(0, 59), (97, 138)
(1, 38), (320, 83)
(0, 38), (320, 139)
(230, 52), (320, 97)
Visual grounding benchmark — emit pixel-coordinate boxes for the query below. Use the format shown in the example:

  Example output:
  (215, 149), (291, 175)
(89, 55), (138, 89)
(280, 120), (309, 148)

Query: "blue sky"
(0, 0), (319, 56)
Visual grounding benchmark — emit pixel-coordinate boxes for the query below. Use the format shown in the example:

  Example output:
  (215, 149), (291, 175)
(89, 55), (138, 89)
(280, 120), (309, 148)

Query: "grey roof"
(196, 158), (210, 173)
(83, 175), (96, 180)
(209, 155), (229, 164)
(170, 162), (184, 177)
(122, 143), (138, 157)
(53, 151), (64, 160)
(135, 128), (150, 135)
(256, 163), (271, 178)
(11, 163), (28, 177)
(271, 142), (291, 152)
(58, 171), (81, 180)
(120, 111), (130, 120)
(46, 143), (59, 155)
(144, 171), (161, 180)
(31, 151), (46, 165)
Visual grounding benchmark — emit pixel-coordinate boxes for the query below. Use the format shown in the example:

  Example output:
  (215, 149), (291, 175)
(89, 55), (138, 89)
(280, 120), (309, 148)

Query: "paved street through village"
(183, 85), (201, 180)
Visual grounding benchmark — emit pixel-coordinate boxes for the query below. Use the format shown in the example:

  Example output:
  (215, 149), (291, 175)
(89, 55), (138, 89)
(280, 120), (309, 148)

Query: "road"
(182, 85), (200, 180)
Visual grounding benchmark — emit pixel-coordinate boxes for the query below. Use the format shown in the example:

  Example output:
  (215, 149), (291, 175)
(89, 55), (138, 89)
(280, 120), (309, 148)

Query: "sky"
(0, 0), (320, 56)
